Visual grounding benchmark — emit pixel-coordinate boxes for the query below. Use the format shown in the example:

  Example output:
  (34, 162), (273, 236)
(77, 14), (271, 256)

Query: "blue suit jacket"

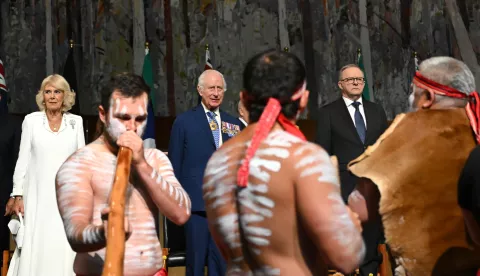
(168, 105), (245, 212)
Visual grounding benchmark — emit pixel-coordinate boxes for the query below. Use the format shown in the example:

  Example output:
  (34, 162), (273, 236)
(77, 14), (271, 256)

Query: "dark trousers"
(185, 212), (226, 276)
(358, 220), (384, 276)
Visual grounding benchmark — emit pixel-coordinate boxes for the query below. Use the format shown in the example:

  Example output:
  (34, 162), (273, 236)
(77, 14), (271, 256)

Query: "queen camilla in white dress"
(8, 74), (85, 276)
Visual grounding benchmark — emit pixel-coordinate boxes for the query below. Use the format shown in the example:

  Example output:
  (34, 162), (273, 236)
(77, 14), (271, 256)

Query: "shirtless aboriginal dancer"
(203, 50), (366, 275)
(55, 73), (191, 276)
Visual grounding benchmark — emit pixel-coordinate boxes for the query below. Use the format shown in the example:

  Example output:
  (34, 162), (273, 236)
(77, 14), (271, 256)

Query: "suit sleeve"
(315, 107), (332, 155)
(11, 116), (32, 196)
(168, 117), (185, 180)
(378, 104), (389, 133)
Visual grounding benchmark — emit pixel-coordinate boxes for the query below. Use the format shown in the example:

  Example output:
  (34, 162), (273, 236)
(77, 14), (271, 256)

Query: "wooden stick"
(1, 250), (9, 276)
(102, 147), (133, 276)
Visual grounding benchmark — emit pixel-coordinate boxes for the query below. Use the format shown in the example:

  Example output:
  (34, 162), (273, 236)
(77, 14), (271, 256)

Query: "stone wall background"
(1, 0), (479, 120)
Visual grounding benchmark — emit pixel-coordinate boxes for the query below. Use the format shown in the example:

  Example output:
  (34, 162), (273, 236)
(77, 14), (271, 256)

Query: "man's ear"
(197, 85), (203, 96)
(239, 90), (246, 105)
(299, 90), (310, 111)
(422, 89), (435, 109)
(99, 105), (107, 124)
(337, 81), (343, 90)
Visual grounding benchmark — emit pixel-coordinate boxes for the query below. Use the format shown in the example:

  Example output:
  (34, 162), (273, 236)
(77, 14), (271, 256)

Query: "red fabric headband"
(413, 71), (480, 144)
(236, 98), (306, 188)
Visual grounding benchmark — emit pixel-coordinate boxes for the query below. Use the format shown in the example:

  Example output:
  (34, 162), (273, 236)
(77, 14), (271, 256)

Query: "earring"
(42, 101), (45, 105)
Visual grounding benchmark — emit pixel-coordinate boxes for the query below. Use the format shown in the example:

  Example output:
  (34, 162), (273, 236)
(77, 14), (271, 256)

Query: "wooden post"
(359, 0), (375, 102)
(445, 0), (480, 89)
(164, 0), (176, 116)
(45, 0), (53, 75)
(278, 0), (290, 50)
(133, 0), (146, 75)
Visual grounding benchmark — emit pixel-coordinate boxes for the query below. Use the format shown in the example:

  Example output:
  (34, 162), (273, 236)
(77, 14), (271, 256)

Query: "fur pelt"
(348, 108), (477, 275)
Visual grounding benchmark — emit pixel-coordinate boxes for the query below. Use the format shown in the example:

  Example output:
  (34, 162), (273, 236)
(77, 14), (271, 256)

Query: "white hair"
(198, 69), (227, 90)
(419, 56), (476, 107)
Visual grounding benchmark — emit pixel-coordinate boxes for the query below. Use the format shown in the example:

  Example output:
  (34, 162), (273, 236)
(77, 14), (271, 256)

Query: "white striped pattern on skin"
(55, 143), (186, 275)
(204, 131), (302, 274)
(204, 130), (365, 275)
(294, 143), (366, 264)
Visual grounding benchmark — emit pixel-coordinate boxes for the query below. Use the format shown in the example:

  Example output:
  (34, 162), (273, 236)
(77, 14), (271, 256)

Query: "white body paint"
(56, 143), (189, 275)
(204, 130), (365, 274)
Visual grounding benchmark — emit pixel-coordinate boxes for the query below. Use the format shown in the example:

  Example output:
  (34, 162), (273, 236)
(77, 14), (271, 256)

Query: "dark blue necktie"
(352, 101), (366, 144)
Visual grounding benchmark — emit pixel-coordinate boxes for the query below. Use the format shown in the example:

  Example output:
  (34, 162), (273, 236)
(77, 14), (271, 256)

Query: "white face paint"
(105, 94), (148, 141)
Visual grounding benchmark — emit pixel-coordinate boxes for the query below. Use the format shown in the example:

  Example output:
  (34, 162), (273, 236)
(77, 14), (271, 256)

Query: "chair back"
(162, 216), (186, 267)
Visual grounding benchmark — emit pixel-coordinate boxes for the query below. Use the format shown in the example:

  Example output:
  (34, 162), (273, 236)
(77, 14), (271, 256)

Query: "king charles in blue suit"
(168, 69), (244, 276)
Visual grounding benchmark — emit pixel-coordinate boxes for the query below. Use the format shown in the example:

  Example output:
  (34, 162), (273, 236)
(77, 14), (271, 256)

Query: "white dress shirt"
(201, 102), (223, 146)
(342, 96), (367, 128)
(239, 117), (248, 127)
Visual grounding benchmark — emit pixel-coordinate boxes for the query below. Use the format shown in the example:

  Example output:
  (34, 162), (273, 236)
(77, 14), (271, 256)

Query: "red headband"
(236, 98), (306, 188)
(413, 71), (480, 143)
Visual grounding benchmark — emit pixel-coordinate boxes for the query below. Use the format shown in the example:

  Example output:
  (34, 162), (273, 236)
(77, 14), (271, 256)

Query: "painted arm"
(295, 144), (365, 273)
(202, 151), (239, 262)
(315, 108), (332, 154)
(77, 116), (86, 149)
(168, 118), (185, 180)
(56, 149), (107, 252)
(134, 149), (191, 225)
(11, 117), (32, 197)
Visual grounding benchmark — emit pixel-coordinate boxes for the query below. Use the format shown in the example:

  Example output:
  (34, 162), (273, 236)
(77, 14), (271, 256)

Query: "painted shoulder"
(144, 148), (170, 163)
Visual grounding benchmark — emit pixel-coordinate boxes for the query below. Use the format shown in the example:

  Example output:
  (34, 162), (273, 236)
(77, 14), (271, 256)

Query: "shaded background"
(0, 0), (479, 120)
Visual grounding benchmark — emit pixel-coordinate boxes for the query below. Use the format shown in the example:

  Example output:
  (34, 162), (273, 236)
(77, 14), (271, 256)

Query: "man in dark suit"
(0, 90), (21, 257)
(315, 64), (388, 276)
(168, 69), (245, 276)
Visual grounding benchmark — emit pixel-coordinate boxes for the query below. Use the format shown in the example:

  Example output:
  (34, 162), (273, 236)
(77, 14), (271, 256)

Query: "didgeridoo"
(102, 147), (133, 276)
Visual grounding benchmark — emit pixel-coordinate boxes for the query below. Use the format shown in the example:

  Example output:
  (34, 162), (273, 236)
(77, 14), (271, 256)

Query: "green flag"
(142, 51), (155, 110)
(357, 53), (370, 101)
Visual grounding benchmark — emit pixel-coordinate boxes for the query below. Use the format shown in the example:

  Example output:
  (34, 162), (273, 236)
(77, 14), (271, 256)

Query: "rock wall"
(1, 0), (479, 120)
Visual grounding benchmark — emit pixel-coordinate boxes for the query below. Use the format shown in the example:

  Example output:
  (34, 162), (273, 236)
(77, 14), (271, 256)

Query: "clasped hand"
(5, 197), (24, 216)
(116, 130), (146, 166)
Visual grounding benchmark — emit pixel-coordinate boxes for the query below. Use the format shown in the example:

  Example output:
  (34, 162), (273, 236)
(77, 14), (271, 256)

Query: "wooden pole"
(164, 0), (176, 116)
(445, 0), (480, 89)
(358, 0), (374, 102)
(101, 147), (133, 276)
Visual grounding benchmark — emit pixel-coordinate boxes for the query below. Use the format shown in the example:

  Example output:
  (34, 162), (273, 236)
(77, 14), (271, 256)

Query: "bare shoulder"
(290, 141), (339, 186)
(69, 144), (97, 161)
(144, 148), (170, 164)
(57, 145), (98, 183)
